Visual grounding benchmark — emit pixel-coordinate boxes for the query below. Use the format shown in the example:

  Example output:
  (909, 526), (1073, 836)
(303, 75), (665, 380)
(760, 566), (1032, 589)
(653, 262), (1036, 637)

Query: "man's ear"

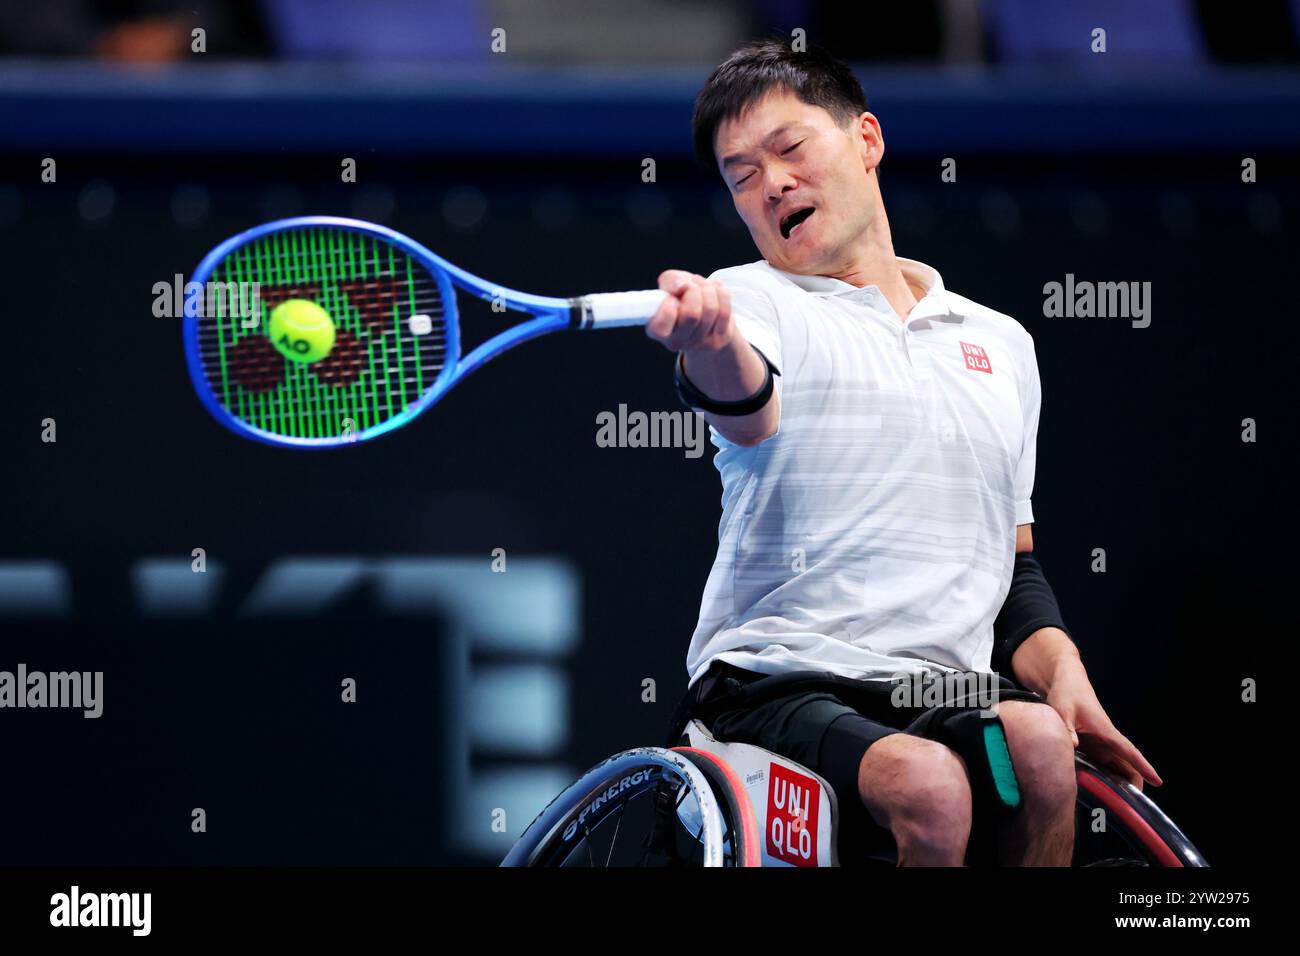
(856, 112), (884, 172)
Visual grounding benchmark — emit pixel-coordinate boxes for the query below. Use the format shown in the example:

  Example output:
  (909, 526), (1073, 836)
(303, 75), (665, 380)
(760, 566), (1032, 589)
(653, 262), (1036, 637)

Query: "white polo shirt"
(686, 256), (1041, 689)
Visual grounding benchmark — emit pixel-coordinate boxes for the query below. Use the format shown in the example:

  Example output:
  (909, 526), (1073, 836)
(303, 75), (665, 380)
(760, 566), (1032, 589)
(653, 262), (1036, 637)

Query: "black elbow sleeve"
(991, 551), (1072, 676)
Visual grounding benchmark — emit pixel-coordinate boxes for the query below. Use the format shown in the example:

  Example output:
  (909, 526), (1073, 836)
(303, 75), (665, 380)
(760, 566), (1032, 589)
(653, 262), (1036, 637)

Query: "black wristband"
(674, 344), (780, 416)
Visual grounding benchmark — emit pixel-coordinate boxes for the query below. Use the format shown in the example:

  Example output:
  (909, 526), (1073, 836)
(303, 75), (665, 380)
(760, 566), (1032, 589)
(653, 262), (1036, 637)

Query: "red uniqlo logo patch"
(960, 341), (992, 373)
(767, 763), (820, 866)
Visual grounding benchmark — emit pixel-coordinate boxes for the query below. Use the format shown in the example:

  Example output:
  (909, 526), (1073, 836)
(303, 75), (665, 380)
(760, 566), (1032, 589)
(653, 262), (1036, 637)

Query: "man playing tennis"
(648, 39), (1161, 866)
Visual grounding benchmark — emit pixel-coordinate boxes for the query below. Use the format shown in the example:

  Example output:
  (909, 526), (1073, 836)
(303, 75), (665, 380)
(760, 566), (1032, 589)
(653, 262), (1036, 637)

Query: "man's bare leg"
(994, 700), (1077, 865)
(855, 734), (973, 866)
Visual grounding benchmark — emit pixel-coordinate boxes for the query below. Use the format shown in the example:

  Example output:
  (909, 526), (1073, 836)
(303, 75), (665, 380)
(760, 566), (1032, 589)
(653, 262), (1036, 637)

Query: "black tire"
(500, 747), (730, 867)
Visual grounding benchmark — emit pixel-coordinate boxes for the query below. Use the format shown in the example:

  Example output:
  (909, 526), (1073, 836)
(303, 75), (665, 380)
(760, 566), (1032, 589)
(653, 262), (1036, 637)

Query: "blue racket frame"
(184, 216), (575, 449)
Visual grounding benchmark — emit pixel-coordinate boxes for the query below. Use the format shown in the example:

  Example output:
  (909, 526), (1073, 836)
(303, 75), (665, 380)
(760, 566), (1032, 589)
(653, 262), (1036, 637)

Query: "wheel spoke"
(604, 802), (626, 867)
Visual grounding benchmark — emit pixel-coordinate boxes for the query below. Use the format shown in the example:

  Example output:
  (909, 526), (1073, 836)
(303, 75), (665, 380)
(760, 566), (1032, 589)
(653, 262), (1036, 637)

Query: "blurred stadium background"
(0, 0), (1293, 865)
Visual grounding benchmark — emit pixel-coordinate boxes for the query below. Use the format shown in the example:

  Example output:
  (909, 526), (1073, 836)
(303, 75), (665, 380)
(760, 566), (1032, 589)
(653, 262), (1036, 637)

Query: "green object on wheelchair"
(983, 723), (1022, 810)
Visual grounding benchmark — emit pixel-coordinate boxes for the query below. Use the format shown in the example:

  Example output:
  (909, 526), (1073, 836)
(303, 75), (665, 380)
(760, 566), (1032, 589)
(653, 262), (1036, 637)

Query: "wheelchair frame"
(502, 716), (1206, 867)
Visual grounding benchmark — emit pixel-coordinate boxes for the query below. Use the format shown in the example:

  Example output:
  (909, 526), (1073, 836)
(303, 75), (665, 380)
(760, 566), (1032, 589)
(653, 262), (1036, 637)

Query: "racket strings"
(196, 227), (451, 438)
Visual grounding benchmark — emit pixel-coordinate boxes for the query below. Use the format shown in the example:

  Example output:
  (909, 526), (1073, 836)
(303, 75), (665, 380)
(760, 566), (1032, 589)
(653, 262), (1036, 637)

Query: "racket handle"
(570, 290), (668, 329)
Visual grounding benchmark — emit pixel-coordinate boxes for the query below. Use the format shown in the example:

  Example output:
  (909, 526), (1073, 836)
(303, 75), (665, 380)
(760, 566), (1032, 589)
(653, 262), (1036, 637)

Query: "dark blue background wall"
(0, 66), (1290, 865)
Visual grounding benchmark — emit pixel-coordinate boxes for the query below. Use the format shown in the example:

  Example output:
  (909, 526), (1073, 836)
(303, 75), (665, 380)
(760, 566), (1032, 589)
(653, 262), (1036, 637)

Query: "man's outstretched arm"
(645, 270), (779, 447)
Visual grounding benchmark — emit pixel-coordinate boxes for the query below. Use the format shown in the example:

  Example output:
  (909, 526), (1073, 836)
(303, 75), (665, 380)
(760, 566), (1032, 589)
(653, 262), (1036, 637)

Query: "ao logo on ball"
(268, 298), (336, 363)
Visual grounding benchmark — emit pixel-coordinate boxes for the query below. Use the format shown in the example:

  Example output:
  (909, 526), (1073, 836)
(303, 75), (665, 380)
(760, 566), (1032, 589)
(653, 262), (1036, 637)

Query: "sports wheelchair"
(501, 669), (1206, 867)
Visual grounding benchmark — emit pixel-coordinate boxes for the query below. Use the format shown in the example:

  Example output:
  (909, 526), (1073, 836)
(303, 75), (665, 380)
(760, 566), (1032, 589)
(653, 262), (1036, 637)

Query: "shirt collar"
(761, 256), (960, 325)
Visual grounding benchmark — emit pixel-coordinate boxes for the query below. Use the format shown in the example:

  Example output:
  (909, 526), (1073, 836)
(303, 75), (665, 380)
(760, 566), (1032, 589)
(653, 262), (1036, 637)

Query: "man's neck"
(824, 225), (921, 322)
(826, 257), (920, 325)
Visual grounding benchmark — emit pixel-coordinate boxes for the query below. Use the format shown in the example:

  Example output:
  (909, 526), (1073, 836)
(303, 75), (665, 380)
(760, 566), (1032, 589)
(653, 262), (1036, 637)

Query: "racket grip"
(572, 290), (668, 329)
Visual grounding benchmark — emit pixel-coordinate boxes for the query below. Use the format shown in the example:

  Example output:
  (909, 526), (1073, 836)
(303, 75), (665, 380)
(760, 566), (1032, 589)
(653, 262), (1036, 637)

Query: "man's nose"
(765, 177), (797, 207)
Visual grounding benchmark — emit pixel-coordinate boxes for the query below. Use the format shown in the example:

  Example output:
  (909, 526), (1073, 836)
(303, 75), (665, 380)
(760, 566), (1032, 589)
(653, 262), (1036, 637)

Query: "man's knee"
(857, 734), (972, 851)
(998, 701), (1077, 815)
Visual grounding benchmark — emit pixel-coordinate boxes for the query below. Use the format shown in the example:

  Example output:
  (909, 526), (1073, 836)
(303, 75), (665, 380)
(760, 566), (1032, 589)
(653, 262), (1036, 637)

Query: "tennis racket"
(182, 215), (667, 448)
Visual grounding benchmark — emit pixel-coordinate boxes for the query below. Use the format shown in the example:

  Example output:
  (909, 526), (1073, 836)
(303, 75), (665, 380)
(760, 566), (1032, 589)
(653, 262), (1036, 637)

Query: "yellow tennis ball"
(268, 299), (336, 363)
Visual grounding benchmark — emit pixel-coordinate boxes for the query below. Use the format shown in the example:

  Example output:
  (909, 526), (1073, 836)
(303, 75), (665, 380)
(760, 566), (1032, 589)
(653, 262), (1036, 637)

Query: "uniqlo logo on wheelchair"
(767, 763), (820, 866)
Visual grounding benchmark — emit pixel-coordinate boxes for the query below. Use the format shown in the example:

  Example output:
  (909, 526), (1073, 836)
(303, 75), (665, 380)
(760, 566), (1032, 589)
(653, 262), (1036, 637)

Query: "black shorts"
(693, 660), (1026, 864)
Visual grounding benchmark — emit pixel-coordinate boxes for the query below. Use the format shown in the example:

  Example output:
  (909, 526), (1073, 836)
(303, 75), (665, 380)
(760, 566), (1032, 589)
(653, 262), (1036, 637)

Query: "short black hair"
(691, 37), (869, 171)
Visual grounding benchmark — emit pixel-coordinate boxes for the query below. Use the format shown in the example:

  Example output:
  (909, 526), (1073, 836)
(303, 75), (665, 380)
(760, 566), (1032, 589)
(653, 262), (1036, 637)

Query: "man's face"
(715, 87), (878, 276)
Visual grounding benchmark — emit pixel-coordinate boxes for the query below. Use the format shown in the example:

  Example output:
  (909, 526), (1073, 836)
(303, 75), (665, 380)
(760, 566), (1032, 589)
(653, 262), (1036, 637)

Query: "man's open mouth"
(780, 206), (815, 239)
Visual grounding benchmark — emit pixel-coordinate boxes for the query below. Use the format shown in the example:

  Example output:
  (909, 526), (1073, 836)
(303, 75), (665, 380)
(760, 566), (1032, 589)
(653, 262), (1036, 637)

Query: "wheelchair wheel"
(500, 746), (758, 867)
(671, 747), (762, 867)
(1072, 756), (1207, 867)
